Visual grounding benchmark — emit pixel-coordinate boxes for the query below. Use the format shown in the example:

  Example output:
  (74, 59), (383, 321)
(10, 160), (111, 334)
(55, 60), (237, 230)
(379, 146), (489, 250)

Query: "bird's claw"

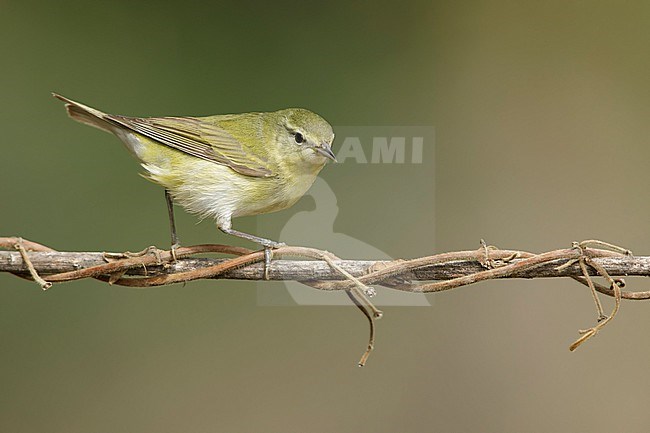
(170, 242), (181, 262)
(262, 241), (286, 249)
(264, 247), (272, 280)
(261, 242), (285, 280)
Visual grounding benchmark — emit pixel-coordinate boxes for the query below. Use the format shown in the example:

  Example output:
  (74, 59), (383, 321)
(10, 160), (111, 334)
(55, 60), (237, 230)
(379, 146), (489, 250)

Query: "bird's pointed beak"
(314, 142), (337, 162)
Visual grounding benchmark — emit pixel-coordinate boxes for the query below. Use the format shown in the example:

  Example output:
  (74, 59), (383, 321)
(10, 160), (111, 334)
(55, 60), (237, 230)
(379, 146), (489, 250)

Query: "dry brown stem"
(2, 236), (649, 364)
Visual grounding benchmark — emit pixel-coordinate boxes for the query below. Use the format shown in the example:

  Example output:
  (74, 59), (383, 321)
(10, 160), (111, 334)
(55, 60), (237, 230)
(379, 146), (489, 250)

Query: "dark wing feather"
(107, 114), (273, 178)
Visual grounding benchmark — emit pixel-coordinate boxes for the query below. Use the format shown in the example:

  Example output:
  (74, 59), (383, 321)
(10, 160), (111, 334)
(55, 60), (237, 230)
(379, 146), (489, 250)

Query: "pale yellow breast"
(116, 131), (324, 226)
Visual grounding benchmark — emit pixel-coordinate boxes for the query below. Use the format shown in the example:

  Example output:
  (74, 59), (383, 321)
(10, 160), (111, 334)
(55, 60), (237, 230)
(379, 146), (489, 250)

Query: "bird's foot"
(261, 241), (286, 280)
(170, 242), (181, 262)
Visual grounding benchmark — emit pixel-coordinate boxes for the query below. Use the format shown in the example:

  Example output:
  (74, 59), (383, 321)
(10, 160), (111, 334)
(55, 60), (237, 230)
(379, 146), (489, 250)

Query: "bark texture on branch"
(2, 237), (648, 361)
(2, 251), (650, 281)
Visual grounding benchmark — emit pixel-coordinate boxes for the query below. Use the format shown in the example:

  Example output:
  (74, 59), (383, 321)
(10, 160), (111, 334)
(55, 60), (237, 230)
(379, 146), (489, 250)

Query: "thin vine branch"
(2, 236), (649, 364)
(2, 245), (648, 296)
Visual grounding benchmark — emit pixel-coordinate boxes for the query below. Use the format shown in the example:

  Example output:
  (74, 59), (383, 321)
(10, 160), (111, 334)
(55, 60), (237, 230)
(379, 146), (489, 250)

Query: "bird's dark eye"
(294, 132), (304, 144)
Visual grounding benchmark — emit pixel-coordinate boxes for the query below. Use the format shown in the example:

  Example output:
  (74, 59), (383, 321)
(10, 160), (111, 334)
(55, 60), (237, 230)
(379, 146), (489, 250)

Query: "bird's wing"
(107, 114), (274, 178)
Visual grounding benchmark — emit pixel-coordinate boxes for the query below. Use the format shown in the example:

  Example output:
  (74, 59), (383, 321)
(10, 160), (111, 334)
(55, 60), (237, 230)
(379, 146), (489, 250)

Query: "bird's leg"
(164, 189), (180, 260)
(219, 227), (285, 249)
(218, 226), (285, 280)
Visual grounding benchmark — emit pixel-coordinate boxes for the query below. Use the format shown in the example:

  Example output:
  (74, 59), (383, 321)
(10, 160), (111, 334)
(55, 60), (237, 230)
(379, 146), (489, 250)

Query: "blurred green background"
(2, 1), (650, 432)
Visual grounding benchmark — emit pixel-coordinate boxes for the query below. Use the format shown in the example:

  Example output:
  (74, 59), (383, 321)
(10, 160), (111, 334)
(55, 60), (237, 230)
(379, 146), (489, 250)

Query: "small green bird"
(53, 93), (336, 275)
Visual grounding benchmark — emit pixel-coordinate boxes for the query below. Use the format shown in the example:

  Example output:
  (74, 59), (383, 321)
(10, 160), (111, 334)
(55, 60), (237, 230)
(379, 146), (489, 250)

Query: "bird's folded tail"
(52, 93), (114, 133)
